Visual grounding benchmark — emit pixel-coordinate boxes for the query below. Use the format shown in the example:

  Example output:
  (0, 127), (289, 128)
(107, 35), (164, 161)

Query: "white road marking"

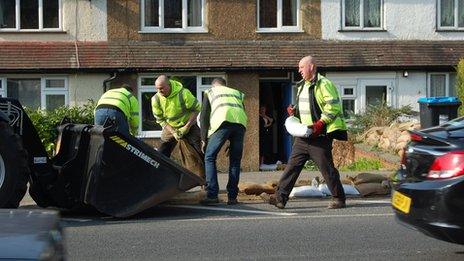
(173, 213), (395, 222)
(168, 205), (298, 216)
(349, 200), (391, 204)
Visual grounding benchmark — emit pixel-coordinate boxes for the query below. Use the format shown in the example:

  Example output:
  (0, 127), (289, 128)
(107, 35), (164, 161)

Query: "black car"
(392, 116), (464, 245)
(0, 209), (65, 260)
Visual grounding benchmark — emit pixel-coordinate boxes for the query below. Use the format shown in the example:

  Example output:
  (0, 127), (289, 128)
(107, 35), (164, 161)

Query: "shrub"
(26, 100), (96, 156)
(348, 102), (416, 136)
(456, 58), (464, 116)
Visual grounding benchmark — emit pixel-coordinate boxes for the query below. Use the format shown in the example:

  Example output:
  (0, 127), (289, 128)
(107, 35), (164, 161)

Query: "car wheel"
(0, 121), (29, 208)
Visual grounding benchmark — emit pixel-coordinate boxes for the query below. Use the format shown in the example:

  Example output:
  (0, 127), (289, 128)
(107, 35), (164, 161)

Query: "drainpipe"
(103, 72), (117, 93)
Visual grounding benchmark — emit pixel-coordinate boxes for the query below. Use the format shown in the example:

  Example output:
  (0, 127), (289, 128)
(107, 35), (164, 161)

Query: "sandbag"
(353, 173), (388, 185)
(285, 116), (313, 137)
(289, 186), (324, 198)
(355, 183), (390, 197)
(239, 182), (275, 195)
(318, 184), (360, 196)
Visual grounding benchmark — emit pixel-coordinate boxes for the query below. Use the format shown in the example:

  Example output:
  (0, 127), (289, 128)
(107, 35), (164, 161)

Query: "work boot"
(227, 198), (238, 205)
(200, 197), (219, 205)
(327, 199), (346, 209)
(260, 193), (285, 209)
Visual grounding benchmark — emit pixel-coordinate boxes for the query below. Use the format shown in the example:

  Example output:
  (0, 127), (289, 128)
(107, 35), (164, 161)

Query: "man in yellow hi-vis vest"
(261, 56), (348, 209)
(151, 75), (202, 158)
(94, 84), (140, 136)
(198, 78), (247, 205)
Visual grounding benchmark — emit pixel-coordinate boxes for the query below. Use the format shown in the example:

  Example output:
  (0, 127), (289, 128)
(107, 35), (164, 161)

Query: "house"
(0, 0), (463, 171)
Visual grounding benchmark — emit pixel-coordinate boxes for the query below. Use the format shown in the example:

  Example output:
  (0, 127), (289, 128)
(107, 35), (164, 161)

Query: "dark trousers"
(158, 124), (203, 160)
(276, 136), (346, 204)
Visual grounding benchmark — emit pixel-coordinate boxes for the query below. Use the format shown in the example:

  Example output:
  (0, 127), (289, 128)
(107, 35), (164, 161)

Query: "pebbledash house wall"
(0, 0), (107, 42)
(105, 0), (322, 171)
(321, 0), (464, 41)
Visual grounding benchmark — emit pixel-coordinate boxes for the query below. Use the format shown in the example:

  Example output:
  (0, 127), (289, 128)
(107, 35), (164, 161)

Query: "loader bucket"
(52, 124), (204, 217)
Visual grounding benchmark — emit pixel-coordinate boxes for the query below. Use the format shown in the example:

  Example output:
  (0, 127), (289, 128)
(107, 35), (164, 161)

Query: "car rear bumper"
(393, 175), (464, 244)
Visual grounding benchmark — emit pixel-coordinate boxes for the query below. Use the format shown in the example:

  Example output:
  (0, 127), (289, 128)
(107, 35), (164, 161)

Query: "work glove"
(172, 131), (182, 141)
(287, 104), (295, 116)
(311, 120), (325, 138)
(176, 125), (191, 140)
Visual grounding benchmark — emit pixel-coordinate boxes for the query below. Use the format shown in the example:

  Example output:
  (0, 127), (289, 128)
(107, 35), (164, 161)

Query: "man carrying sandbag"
(261, 55), (348, 209)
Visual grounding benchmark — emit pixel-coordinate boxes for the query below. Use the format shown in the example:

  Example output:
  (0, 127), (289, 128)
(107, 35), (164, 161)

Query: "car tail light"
(410, 133), (423, 142)
(427, 151), (464, 179)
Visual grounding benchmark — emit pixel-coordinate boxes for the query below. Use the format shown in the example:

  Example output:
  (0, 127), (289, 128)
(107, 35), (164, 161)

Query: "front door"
(358, 79), (395, 112)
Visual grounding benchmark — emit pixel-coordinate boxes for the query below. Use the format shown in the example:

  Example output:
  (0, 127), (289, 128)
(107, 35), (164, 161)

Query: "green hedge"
(457, 58), (464, 116)
(26, 101), (96, 156)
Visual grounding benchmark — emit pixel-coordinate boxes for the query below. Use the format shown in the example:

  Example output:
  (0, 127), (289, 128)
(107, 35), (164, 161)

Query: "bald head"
(298, 56), (317, 81)
(155, 75), (171, 97)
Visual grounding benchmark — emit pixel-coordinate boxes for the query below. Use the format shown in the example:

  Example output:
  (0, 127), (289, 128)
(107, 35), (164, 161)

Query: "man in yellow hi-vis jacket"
(94, 84), (139, 136)
(151, 75), (202, 159)
(262, 56), (348, 209)
(198, 78), (247, 205)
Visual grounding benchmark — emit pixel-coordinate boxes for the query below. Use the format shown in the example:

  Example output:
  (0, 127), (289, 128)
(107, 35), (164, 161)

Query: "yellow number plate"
(392, 191), (412, 214)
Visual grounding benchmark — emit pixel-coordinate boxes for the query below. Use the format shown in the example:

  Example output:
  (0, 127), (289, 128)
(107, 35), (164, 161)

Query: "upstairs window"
(342, 0), (383, 30)
(141, 0), (206, 33)
(438, 0), (464, 30)
(0, 0), (61, 31)
(257, 0), (301, 32)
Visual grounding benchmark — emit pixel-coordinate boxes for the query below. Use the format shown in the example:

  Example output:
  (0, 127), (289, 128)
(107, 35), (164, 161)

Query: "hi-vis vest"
(96, 87), (140, 134)
(206, 86), (247, 137)
(296, 74), (347, 133)
(151, 80), (200, 129)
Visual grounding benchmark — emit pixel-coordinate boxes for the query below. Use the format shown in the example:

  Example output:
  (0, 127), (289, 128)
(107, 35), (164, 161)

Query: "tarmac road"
(61, 197), (464, 261)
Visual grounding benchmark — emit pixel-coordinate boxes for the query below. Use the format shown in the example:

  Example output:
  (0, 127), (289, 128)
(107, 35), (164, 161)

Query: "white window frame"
(340, 85), (357, 116)
(341, 0), (384, 30)
(137, 73), (225, 138)
(0, 78), (5, 97)
(140, 0), (207, 33)
(0, 75), (68, 109)
(437, 0), (464, 30)
(41, 77), (69, 110)
(256, 0), (302, 33)
(0, 0), (62, 32)
(428, 72), (450, 97)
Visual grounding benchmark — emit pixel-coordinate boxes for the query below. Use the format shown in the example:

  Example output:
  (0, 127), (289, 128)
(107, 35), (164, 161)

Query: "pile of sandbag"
(360, 121), (420, 157)
(289, 177), (360, 198)
(347, 173), (390, 197)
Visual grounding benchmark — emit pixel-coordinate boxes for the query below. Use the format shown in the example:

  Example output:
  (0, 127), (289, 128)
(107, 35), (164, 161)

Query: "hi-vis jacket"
(151, 80), (200, 129)
(96, 87), (140, 134)
(205, 85), (247, 137)
(296, 74), (347, 133)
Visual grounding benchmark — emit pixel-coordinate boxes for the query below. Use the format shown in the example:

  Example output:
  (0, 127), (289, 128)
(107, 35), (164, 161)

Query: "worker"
(261, 55), (348, 209)
(199, 77), (247, 205)
(151, 75), (203, 159)
(94, 84), (139, 136)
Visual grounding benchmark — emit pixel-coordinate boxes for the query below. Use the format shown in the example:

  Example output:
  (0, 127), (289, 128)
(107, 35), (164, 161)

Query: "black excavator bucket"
(51, 123), (205, 217)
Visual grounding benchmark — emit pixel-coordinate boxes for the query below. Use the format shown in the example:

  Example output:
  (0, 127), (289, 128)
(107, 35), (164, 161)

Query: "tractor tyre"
(0, 121), (29, 208)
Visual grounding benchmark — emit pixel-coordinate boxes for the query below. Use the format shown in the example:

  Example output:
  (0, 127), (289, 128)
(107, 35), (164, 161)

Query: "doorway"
(259, 80), (293, 165)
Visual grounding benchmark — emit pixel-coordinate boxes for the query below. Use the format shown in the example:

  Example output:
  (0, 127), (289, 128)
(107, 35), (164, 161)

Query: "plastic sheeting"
(285, 116), (313, 137)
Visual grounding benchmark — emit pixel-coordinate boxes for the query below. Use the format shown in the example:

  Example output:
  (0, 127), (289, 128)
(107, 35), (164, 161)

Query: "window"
(428, 73), (454, 97)
(340, 86), (356, 117)
(438, 0), (464, 30)
(137, 74), (224, 137)
(141, 0), (206, 33)
(257, 0), (301, 32)
(1, 77), (67, 110)
(0, 0), (61, 31)
(342, 0), (383, 30)
(0, 78), (4, 97)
